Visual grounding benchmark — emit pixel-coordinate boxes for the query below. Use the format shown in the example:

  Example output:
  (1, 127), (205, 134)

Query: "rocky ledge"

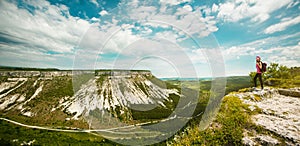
(228, 87), (300, 145)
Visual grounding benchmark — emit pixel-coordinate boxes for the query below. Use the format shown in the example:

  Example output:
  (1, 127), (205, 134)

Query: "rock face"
(0, 71), (73, 77)
(278, 88), (300, 97)
(0, 70), (179, 122)
(63, 75), (178, 120)
(229, 87), (300, 145)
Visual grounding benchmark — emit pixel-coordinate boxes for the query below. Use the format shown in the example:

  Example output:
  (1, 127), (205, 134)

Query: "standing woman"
(254, 56), (263, 90)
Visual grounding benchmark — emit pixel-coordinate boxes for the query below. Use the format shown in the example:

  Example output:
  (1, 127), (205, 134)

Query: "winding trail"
(0, 112), (203, 135)
(0, 117), (155, 133)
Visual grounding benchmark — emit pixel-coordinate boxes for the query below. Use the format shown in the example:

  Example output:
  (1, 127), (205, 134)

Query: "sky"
(0, 0), (299, 78)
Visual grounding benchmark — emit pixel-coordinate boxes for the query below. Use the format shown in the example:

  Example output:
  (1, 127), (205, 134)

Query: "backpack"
(262, 62), (267, 72)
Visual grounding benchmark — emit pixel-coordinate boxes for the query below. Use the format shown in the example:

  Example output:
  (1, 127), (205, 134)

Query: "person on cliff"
(254, 56), (263, 90)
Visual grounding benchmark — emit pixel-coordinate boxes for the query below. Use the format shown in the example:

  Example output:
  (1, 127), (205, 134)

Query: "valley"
(0, 69), (201, 145)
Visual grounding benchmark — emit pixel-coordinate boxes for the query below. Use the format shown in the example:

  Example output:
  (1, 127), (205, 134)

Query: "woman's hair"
(256, 56), (261, 62)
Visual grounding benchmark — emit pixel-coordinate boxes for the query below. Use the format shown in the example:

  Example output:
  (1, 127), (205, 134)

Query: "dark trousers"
(254, 73), (263, 89)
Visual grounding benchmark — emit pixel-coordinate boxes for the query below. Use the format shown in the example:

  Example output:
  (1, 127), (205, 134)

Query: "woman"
(254, 56), (263, 90)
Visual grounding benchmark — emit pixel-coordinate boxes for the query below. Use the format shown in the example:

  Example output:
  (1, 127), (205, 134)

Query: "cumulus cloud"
(0, 0), (219, 76)
(264, 16), (300, 34)
(215, 0), (292, 23)
(0, 0), (91, 68)
(99, 10), (108, 16)
(222, 43), (300, 67)
(0, 1), (90, 53)
(159, 0), (191, 6)
(119, 0), (219, 38)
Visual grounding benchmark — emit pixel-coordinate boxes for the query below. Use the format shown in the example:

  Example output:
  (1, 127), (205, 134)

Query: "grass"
(168, 95), (252, 145)
(0, 120), (118, 145)
(0, 76), (8, 82)
(73, 73), (94, 92)
(166, 76), (253, 95)
(0, 76), (86, 129)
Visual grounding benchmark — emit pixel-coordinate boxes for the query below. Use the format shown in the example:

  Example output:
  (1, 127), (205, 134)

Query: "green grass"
(72, 73), (95, 92)
(0, 76), (84, 129)
(265, 77), (300, 88)
(166, 76), (253, 95)
(168, 95), (252, 145)
(0, 76), (8, 82)
(0, 120), (118, 145)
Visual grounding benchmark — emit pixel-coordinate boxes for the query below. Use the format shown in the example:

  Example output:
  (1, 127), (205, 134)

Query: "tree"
(265, 63), (290, 79)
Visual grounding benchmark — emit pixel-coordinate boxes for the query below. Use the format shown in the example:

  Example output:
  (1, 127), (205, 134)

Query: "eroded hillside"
(0, 70), (183, 129)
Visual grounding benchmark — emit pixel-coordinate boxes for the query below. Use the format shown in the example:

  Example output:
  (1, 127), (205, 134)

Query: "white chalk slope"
(0, 74), (179, 121)
(65, 76), (179, 119)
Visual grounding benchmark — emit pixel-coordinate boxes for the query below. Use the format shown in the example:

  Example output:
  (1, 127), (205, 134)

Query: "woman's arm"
(257, 62), (262, 69)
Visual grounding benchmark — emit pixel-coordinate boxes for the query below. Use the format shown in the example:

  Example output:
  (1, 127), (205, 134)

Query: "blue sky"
(0, 0), (299, 78)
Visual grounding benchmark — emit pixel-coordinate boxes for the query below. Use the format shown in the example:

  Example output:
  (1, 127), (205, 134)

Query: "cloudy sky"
(0, 0), (299, 78)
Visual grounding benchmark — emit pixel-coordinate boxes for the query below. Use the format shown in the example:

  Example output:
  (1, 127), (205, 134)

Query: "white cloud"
(0, 0), (220, 76)
(154, 31), (180, 43)
(222, 46), (256, 60)
(159, 0), (191, 6)
(0, 0), (91, 68)
(90, 0), (99, 7)
(216, 0), (292, 23)
(287, 1), (300, 9)
(104, 28), (140, 53)
(240, 32), (300, 49)
(99, 10), (108, 16)
(278, 44), (300, 59)
(121, 0), (219, 38)
(222, 43), (300, 68)
(267, 55), (300, 67)
(264, 15), (300, 34)
(0, 1), (90, 54)
(183, 4), (193, 12)
(211, 3), (219, 13)
(187, 49), (208, 64)
(91, 17), (100, 22)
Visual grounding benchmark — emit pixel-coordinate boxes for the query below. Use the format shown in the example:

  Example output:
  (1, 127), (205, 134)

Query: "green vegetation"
(0, 120), (118, 145)
(0, 76), (88, 129)
(167, 95), (254, 145)
(166, 76), (252, 95)
(73, 73), (94, 92)
(0, 76), (8, 82)
(146, 75), (168, 89)
(249, 63), (300, 88)
(131, 78), (182, 121)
